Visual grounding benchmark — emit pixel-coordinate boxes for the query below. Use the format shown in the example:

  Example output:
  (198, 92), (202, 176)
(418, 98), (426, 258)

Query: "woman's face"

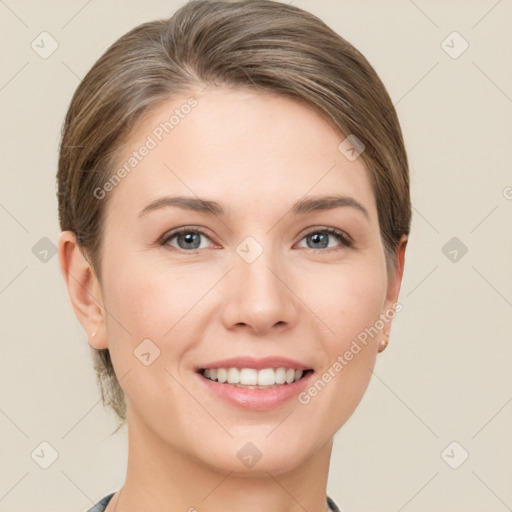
(91, 87), (404, 474)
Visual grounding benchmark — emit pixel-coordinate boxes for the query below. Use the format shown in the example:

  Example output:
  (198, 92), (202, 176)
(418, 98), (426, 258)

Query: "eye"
(159, 226), (353, 253)
(160, 227), (214, 252)
(296, 228), (353, 251)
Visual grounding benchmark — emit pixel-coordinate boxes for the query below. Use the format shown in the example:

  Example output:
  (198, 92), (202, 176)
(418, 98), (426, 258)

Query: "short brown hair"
(57, 0), (411, 428)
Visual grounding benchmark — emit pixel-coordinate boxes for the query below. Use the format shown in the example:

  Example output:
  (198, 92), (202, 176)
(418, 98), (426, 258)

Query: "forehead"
(104, 87), (377, 223)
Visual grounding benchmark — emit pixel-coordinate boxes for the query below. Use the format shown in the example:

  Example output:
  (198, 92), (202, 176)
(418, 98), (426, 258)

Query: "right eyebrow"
(138, 196), (224, 218)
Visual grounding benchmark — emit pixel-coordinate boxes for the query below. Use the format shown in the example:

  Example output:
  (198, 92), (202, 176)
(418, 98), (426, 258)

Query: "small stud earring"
(378, 332), (389, 353)
(91, 331), (96, 337)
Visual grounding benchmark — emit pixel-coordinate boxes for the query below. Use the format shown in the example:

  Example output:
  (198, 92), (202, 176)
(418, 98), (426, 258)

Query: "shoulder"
(86, 492), (115, 512)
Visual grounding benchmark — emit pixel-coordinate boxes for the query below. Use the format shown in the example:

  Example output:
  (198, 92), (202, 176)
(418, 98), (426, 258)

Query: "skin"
(59, 87), (407, 512)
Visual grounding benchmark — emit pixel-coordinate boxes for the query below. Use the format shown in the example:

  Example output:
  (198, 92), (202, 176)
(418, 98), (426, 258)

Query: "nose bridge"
(222, 234), (298, 333)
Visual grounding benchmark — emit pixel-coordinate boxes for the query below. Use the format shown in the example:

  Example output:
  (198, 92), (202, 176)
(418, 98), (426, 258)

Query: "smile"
(196, 364), (315, 410)
(200, 367), (313, 388)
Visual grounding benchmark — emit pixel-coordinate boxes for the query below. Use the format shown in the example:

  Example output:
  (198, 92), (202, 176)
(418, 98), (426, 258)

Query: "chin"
(194, 437), (314, 477)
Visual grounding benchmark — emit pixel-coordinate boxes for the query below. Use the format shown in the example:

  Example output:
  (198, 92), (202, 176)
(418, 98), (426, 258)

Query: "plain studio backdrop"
(1, 1), (511, 511)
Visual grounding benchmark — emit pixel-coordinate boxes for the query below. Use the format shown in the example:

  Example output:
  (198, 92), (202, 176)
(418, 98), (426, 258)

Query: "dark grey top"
(87, 492), (341, 511)
(86, 493), (114, 512)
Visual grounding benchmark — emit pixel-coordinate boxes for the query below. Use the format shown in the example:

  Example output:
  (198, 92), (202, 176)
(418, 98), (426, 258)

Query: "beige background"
(1, 1), (511, 511)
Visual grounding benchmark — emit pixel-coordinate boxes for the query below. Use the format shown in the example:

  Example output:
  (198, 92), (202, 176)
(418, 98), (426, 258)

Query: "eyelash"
(159, 226), (353, 253)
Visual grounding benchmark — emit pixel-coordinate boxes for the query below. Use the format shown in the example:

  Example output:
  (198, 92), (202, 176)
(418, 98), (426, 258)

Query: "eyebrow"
(138, 194), (370, 221)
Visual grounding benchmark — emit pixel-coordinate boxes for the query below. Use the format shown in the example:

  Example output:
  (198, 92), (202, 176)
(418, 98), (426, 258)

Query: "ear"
(382, 234), (408, 329)
(58, 230), (108, 349)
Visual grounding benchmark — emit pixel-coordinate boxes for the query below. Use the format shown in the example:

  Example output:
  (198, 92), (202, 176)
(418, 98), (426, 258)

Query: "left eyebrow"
(290, 195), (370, 221)
(138, 194), (370, 221)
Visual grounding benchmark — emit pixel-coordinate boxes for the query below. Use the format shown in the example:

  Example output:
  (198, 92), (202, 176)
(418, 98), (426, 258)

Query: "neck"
(110, 407), (334, 512)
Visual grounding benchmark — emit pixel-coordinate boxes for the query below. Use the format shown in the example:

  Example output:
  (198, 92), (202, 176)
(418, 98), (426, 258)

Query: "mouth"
(197, 367), (314, 389)
(194, 356), (315, 410)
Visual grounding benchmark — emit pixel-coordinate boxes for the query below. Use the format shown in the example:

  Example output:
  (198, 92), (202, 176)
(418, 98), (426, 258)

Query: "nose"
(221, 246), (299, 335)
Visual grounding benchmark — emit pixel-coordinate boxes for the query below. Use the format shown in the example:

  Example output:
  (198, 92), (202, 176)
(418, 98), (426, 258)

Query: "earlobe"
(57, 231), (108, 349)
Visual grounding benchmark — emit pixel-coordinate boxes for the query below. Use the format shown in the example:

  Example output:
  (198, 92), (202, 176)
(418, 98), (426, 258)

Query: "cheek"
(103, 256), (195, 339)
(100, 258), (197, 409)
(305, 261), (386, 428)
(308, 259), (388, 348)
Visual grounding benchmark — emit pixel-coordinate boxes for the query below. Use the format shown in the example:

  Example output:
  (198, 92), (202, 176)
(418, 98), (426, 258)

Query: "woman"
(57, 1), (410, 510)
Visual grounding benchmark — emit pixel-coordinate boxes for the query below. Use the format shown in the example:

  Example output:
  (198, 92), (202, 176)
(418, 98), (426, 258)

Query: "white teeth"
(275, 367), (286, 384)
(285, 368), (295, 384)
(239, 368), (258, 385)
(227, 368), (240, 384)
(201, 367), (308, 387)
(257, 368), (276, 386)
(217, 368), (227, 383)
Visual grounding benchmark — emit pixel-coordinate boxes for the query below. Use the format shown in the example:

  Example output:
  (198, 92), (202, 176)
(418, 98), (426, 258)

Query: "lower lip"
(196, 371), (314, 411)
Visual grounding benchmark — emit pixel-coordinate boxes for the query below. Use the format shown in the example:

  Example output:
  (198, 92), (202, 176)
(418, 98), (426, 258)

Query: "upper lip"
(195, 356), (312, 371)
